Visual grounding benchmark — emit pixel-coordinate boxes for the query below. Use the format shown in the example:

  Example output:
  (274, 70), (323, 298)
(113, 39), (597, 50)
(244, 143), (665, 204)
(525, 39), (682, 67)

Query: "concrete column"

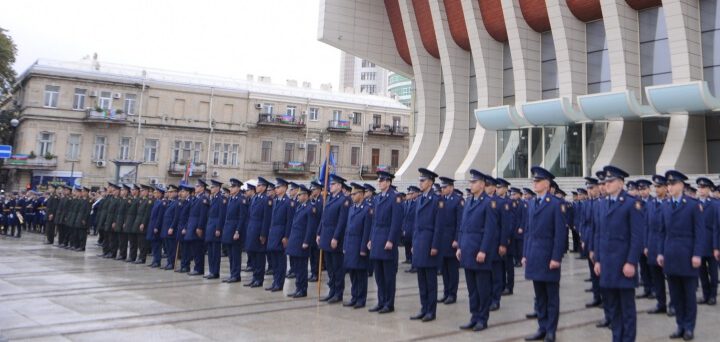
(502, 0), (542, 104)
(394, 0), (443, 180)
(590, 120), (643, 175)
(546, 0), (587, 99)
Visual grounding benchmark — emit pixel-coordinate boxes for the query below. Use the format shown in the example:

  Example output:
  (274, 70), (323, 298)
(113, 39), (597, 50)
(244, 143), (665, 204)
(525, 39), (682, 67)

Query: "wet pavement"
(1, 233), (719, 341)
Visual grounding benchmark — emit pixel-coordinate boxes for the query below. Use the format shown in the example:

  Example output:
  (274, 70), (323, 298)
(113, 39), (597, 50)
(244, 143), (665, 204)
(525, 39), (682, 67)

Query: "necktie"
(672, 201), (677, 209)
(536, 198), (541, 206)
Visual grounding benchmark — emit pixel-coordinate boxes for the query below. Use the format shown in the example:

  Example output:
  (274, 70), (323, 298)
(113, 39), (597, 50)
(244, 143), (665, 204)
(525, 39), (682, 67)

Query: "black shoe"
(667, 307), (676, 317)
(293, 292), (307, 298)
(149, 263), (160, 268)
(501, 289), (513, 296)
(320, 295), (332, 302)
(250, 282), (263, 288)
(265, 286), (275, 291)
(287, 291), (297, 297)
(683, 330), (694, 341)
(443, 296), (456, 304)
(669, 329), (684, 339)
(125, 259), (135, 263)
(584, 288), (593, 293)
(473, 322), (487, 332)
(437, 296), (448, 303)
(708, 297), (716, 305)
(526, 312), (538, 319)
(343, 301), (357, 307)
(378, 307), (393, 314)
(242, 282), (253, 287)
(585, 299), (602, 308)
(222, 277), (231, 283)
(405, 268), (417, 273)
(308, 275), (318, 282)
(410, 312), (425, 320)
(596, 319), (610, 328)
(697, 297), (708, 304)
(188, 271), (202, 276)
(544, 332), (556, 342)
(163, 265), (174, 270)
(648, 306), (667, 314)
(421, 314), (435, 322)
(525, 331), (546, 341)
(327, 296), (342, 303)
(368, 305), (382, 312)
(286, 272), (296, 279)
(266, 269), (273, 275)
(134, 260), (145, 265)
(228, 278), (241, 283)
(271, 287), (282, 292)
(353, 303), (365, 309)
(459, 321), (477, 330)
(242, 267), (253, 272)
(206, 274), (219, 279)
(584, 278), (592, 282)
(115, 256), (124, 260)
(489, 303), (499, 311)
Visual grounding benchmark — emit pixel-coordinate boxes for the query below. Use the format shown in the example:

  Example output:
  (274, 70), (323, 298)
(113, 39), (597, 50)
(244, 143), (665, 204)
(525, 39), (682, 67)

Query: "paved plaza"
(1, 233), (719, 341)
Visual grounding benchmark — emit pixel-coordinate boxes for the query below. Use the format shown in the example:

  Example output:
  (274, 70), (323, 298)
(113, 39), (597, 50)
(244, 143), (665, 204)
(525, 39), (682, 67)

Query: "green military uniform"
(103, 193), (121, 258)
(114, 191), (132, 260)
(55, 191), (70, 247)
(133, 195), (154, 263)
(45, 191), (60, 244)
(72, 194), (92, 251)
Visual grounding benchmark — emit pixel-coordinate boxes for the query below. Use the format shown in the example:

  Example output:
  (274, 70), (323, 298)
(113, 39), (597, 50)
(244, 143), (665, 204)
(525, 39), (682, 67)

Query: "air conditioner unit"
(89, 90), (98, 97)
(113, 93), (122, 99)
(95, 160), (106, 168)
(150, 178), (159, 185)
(298, 143), (306, 149)
(254, 103), (263, 110)
(212, 170), (220, 177)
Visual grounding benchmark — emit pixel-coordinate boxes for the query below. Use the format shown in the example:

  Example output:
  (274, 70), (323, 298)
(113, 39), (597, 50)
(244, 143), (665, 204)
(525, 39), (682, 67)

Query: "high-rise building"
(387, 71), (412, 107)
(339, 52), (389, 96)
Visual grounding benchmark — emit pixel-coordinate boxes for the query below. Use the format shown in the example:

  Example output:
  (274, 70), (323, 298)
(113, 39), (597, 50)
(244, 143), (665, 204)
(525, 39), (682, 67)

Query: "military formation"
(5, 165), (720, 342)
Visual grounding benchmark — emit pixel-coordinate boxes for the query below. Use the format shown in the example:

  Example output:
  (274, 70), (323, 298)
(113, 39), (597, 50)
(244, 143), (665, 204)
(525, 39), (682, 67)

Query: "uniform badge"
(128, 200), (131, 204)
(344, 200), (350, 207)
(268, 200), (273, 206)
(460, 200), (464, 206)
(290, 201), (295, 207)
(148, 200), (152, 204)
(635, 201), (642, 210)
(561, 204), (566, 213)
(682, 198), (686, 203)
(242, 199), (247, 204)
(203, 199), (208, 204)
(512, 202), (517, 208)
(223, 199), (227, 204)
(619, 197), (624, 202)
(545, 197), (550, 202)
(504, 203), (510, 211)
(491, 201), (496, 209)
(699, 204), (704, 212)
(438, 201), (444, 209)
(369, 208), (374, 215)
(312, 207), (317, 213)
(396, 197), (402, 203)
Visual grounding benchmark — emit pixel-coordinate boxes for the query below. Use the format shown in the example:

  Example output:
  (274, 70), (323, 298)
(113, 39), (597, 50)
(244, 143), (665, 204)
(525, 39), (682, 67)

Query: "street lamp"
(10, 118), (19, 128)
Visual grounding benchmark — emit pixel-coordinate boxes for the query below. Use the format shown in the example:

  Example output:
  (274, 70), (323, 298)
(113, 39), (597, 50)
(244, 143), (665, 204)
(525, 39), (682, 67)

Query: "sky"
(1, 0), (341, 89)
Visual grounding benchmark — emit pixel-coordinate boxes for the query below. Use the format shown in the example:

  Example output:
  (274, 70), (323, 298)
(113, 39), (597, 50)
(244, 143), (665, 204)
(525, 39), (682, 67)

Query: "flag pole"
(317, 141), (331, 298)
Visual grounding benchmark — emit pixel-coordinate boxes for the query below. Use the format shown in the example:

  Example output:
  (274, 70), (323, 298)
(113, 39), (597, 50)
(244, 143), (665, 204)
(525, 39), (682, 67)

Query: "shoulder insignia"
(291, 201), (295, 207)
(682, 198), (687, 203)
(635, 201), (642, 210)
(619, 196), (624, 202)
(369, 208), (374, 215)
(344, 200), (350, 207)
(268, 200), (273, 206)
(460, 200), (464, 206)
(546, 197), (551, 202)
(504, 203), (510, 211)
(396, 196), (402, 203)
(699, 204), (704, 212)
(561, 204), (566, 213)
(491, 200), (496, 209)
(438, 201), (444, 208)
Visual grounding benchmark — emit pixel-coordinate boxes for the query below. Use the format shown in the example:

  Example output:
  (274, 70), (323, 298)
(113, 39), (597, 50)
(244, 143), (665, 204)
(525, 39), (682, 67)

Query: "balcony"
(168, 161), (207, 176)
(2, 155), (58, 170)
(360, 165), (396, 178)
(367, 124), (409, 137)
(257, 113), (305, 129)
(84, 108), (129, 124)
(327, 120), (351, 132)
(273, 161), (312, 175)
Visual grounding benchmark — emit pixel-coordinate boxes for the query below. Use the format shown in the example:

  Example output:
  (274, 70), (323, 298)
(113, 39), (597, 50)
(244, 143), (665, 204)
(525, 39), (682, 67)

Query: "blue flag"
(318, 151), (337, 188)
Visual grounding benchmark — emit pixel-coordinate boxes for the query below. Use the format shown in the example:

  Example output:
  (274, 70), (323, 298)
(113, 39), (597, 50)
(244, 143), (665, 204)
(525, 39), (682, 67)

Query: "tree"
(0, 27), (18, 98)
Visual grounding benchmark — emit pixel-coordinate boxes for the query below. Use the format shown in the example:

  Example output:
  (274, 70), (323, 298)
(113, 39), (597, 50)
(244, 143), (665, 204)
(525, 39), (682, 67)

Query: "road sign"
(0, 145), (12, 159)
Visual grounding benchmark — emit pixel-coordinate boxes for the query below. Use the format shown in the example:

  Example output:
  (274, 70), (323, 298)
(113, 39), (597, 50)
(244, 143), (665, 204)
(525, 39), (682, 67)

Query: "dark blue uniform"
(411, 191), (443, 320)
(308, 196), (323, 279)
(343, 202), (372, 307)
(161, 198), (179, 269)
(317, 192), (349, 301)
(402, 198), (416, 264)
(146, 198), (166, 267)
(245, 192), (272, 286)
(645, 195), (669, 311)
(369, 188), (403, 312)
(222, 194), (248, 282)
(205, 192), (227, 278)
(286, 199), (318, 296)
(265, 194), (294, 291)
(595, 190), (644, 342)
(438, 193), (462, 302)
(492, 194), (513, 308)
(185, 194), (209, 274)
(698, 197), (718, 303)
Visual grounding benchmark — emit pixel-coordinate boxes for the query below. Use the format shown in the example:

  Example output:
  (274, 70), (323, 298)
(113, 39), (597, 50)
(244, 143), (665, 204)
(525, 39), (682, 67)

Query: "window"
(702, 0), (720, 95)
(284, 143), (295, 162)
(351, 147), (360, 166)
(73, 88), (86, 110)
(144, 139), (159, 162)
(392, 117), (401, 129)
(261, 141), (272, 162)
(391, 150), (399, 168)
(67, 134), (81, 160)
(38, 132), (54, 156)
(119, 137), (131, 160)
(230, 144), (239, 166)
(640, 6), (672, 103)
(212, 143), (239, 166)
(360, 72), (376, 81)
(332, 110), (342, 121)
(330, 145), (339, 163)
(124, 94), (137, 115)
(285, 105), (296, 117)
(213, 143), (222, 165)
(360, 85), (377, 94)
(502, 42), (515, 104)
(262, 103), (274, 114)
(172, 141), (202, 163)
(306, 144), (317, 165)
(541, 31), (559, 99)
(361, 60), (375, 68)
(44, 85), (60, 108)
(93, 136), (106, 161)
(587, 20), (611, 94)
(308, 107), (319, 121)
(352, 112), (362, 125)
(99, 91), (112, 110)
(373, 114), (382, 127)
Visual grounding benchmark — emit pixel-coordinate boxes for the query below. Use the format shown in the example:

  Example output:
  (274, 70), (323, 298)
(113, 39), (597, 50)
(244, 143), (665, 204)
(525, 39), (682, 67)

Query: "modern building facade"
(318, 0), (720, 181)
(388, 71), (413, 106)
(0, 59), (411, 190)
(339, 51), (390, 96)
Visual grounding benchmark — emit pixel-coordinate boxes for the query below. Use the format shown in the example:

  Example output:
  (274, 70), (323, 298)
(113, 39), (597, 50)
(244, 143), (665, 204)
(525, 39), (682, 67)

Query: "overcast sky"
(1, 0), (341, 89)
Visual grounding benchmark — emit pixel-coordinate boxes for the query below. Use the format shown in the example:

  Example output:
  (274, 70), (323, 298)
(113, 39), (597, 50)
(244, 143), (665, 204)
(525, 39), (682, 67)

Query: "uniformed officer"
(342, 182), (372, 307)
(437, 176), (462, 305)
(483, 175), (506, 312)
(112, 184), (131, 260)
(523, 166), (566, 342)
(457, 169), (499, 332)
(101, 183), (121, 258)
(308, 181), (324, 282)
(44, 184), (59, 244)
(176, 184), (194, 272)
(286, 184), (318, 297)
(186, 180), (210, 276)
(510, 187), (527, 268)
(317, 174), (350, 303)
(403, 186), (419, 273)
(495, 178), (515, 300)
(285, 182), (300, 280)
(75, 187), (92, 251)
(635, 179), (655, 300)
(646, 175), (670, 314)
(131, 185), (153, 264)
(222, 178), (248, 283)
(160, 185), (179, 270)
(368, 171), (403, 313)
(593, 165), (644, 342)
(657, 170), (704, 340)
(204, 180), (227, 279)
(146, 186), (166, 268)
(696, 177), (718, 306)
(244, 178), (272, 287)
(409, 168), (443, 322)
(265, 178), (294, 292)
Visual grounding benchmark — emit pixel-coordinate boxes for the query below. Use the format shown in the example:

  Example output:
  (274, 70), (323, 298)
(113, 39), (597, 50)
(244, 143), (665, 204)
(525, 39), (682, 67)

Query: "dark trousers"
(309, 246), (319, 277)
(650, 265), (667, 308)
(108, 231), (119, 257)
(164, 238), (177, 268)
(290, 256), (308, 294)
(45, 222), (56, 243)
(226, 243), (242, 280)
(128, 234), (139, 261)
(372, 258), (397, 309)
(605, 288), (637, 342)
(513, 238), (523, 264)
(699, 256), (718, 301)
(667, 275), (698, 333)
(348, 268), (368, 305)
(589, 259), (601, 301)
(504, 252), (515, 291)
(206, 241), (221, 276)
(190, 240), (205, 273)
(57, 224), (67, 245)
(417, 267), (438, 316)
(465, 268), (492, 325)
(118, 232), (129, 259)
(570, 229), (580, 252)
(138, 235), (149, 261)
(638, 254), (653, 294)
(441, 256), (459, 298)
(402, 234), (412, 262)
(77, 227), (87, 250)
(251, 251), (266, 284)
(269, 251), (286, 289)
(180, 240), (191, 270)
(532, 281), (560, 335)
(325, 252), (345, 299)
(491, 261), (503, 305)
(150, 240), (162, 265)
